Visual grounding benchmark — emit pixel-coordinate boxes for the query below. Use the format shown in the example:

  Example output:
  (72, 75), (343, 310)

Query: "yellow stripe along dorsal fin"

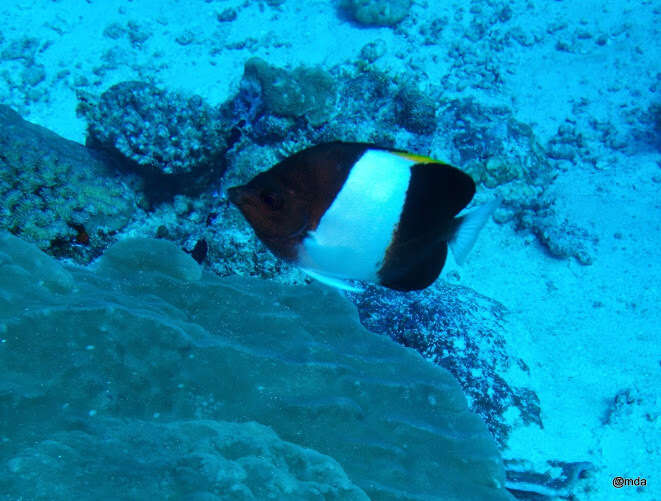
(388, 150), (447, 165)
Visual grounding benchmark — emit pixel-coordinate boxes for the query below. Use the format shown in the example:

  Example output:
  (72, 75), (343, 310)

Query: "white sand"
(1, 0), (659, 498)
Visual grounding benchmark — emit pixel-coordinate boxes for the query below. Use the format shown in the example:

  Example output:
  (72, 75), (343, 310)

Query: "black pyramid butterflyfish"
(228, 142), (497, 292)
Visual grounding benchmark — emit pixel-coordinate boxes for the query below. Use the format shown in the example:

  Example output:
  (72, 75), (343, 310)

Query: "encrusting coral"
(0, 233), (514, 501)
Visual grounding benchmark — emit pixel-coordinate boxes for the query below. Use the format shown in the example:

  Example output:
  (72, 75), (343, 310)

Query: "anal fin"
(300, 268), (365, 293)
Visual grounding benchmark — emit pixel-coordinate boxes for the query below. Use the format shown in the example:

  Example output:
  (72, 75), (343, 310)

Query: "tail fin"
(448, 197), (500, 265)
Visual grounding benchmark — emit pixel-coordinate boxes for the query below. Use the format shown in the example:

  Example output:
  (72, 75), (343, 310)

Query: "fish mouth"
(228, 185), (308, 241)
(285, 215), (309, 239)
(262, 214), (310, 243)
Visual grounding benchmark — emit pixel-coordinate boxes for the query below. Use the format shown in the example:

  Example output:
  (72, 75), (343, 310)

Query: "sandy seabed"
(1, 0), (659, 499)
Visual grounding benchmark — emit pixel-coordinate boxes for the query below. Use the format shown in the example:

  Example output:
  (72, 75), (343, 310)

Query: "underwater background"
(0, 0), (659, 499)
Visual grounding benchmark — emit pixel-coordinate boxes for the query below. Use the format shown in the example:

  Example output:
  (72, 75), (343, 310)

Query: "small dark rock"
(342, 0), (411, 27)
(73, 75), (90, 87)
(576, 28), (592, 40)
(103, 22), (125, 39)
(395, 85), (437, 135)
(419, 17), (447, 45)
(217, 8), (238, 22)
(359, 39), (386, 63)
(595, 33), (608, 46)
(175, 30), (195, 46)
(509, 27), (535, 47)
(547, 142), (576, 160)
(498, 6), (513, 22)
(527, 213), (596, 264)
(21, 64), (46, 87)
(602, 387), (643, 424)
(1, 37), (39, 60)
(127, 20), (152, 47)
(546, 21), (567, 34)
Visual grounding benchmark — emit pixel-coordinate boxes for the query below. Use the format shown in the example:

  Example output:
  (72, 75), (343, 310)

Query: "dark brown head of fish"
(228, 170), (311, 260)
(228, 142), (369, 261)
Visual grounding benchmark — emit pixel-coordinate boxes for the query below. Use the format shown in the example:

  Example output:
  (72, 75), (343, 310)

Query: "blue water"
(0, 1), (659, 499)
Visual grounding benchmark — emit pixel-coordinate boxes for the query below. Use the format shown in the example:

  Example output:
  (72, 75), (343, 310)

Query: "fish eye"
(260, 191), (283, 210)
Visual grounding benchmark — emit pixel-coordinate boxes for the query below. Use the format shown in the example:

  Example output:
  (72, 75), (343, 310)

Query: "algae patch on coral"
(0, 105), (138, 259)
(0, 233), (513, 500)
(242, 57), (337, 127)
